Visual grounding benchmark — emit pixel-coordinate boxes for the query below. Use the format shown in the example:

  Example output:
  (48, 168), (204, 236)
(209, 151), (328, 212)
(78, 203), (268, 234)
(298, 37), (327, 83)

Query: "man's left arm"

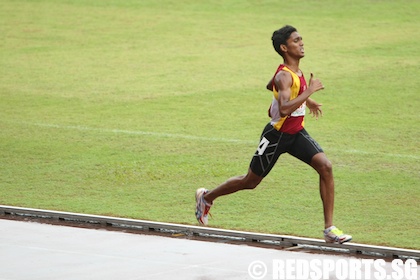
(307, 98), (323, 119)
(266, 78), (274, 91)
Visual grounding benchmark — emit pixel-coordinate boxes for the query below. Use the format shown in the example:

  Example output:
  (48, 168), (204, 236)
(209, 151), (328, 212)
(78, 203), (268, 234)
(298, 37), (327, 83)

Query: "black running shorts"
(250, 123), (324, 177)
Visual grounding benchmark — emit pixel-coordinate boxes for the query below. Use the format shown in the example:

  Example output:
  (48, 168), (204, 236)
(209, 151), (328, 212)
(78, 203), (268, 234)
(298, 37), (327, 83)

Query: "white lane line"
(32, 122), (256, 144)
(25, 122), (420, 160)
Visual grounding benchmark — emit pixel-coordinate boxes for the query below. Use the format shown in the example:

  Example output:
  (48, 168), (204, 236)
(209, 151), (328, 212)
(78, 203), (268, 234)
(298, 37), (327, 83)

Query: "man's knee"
(319, 160), (333, 175)
(312, 153), (333, 176)
(243, 181), (260, 189)
(242, 171), (263, 189)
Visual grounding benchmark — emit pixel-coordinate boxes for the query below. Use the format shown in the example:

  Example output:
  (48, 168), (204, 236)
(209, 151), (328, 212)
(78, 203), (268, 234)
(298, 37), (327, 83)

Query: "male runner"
(195, 25), (351, 244)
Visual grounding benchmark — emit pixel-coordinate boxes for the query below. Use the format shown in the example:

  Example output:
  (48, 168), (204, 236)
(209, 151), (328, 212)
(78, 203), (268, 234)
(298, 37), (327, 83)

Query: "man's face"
(285, 31), (304, 58)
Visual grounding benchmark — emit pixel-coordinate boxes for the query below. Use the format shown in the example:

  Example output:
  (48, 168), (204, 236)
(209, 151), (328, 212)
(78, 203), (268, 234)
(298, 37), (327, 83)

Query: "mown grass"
(0, 0), (419, 249)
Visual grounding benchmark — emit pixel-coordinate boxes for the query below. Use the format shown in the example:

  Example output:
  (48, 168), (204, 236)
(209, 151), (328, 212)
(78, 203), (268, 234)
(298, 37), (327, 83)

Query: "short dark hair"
(272, 25), (297, 57)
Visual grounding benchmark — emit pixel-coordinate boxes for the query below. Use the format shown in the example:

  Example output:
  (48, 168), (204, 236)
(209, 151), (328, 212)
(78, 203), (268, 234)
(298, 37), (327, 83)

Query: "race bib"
(291, 102), (306, 117)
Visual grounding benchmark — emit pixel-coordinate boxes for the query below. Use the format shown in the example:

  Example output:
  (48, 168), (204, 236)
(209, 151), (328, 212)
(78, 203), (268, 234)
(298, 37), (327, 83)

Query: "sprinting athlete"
(195, 25), (352, 244)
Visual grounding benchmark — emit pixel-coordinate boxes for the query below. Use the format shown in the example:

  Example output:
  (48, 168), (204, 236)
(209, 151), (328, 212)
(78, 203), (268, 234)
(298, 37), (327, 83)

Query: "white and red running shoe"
(195, 188), (212, 226)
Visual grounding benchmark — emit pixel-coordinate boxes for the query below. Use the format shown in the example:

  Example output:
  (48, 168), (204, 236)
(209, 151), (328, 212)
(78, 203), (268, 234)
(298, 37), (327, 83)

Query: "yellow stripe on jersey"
(271, 66), (301, 131)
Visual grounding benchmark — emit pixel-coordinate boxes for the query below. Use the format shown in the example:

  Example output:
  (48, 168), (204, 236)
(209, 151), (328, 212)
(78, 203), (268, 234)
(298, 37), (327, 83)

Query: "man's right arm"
(276, 72), (323, 117)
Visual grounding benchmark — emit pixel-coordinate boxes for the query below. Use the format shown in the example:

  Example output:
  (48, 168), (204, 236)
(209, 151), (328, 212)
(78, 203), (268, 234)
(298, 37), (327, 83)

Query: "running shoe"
(324, 226), (352, 244)
(195, 188), (212, 226)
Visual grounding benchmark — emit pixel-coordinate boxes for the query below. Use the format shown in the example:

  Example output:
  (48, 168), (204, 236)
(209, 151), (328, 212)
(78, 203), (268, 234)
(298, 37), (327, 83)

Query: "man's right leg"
(195, 169), (262, 225)
(195, 123), (284, 226)
(204, 123), (284, 204)
(203, 169), (263, 204)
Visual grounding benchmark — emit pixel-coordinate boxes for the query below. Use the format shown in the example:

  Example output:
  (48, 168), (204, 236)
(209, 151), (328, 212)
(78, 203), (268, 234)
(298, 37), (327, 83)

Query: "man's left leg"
(311, 152), (352, 244)
(310, 153), (334, 229)
(290, 129), (351, 244)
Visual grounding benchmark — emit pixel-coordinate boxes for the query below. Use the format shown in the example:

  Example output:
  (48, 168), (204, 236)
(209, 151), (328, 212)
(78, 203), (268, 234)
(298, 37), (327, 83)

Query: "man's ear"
(280, 44), (287, 53)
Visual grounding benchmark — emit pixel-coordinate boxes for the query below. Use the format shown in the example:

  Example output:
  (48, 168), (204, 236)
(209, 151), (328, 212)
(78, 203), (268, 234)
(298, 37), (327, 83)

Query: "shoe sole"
(325, 236), (352, 244)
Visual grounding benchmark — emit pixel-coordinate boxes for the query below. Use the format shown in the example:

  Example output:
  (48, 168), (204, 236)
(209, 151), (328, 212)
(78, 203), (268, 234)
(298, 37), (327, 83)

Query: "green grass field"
(1, 0), (419, 249)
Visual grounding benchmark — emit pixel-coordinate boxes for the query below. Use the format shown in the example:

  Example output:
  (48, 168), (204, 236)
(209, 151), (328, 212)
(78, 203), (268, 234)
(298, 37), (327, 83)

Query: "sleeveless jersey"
(268, 64), (307, 134)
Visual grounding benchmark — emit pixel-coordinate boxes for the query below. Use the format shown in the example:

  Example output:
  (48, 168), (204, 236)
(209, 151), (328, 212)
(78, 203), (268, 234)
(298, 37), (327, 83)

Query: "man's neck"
(283, 59), (300, 74)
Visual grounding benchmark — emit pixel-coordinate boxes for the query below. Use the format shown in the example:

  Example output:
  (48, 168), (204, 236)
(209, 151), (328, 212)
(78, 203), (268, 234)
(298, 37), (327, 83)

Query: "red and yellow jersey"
(268, 64), (307, 134)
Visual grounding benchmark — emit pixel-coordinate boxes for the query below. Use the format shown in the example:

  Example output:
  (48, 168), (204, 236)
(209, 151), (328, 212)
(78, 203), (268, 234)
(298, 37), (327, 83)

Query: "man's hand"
(308, 73), (324, 94)
(307, 98), (323, 120)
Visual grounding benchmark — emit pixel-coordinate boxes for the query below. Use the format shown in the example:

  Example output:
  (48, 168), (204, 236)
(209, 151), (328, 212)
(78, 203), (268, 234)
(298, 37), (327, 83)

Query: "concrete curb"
(1, 205), (418, 260)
